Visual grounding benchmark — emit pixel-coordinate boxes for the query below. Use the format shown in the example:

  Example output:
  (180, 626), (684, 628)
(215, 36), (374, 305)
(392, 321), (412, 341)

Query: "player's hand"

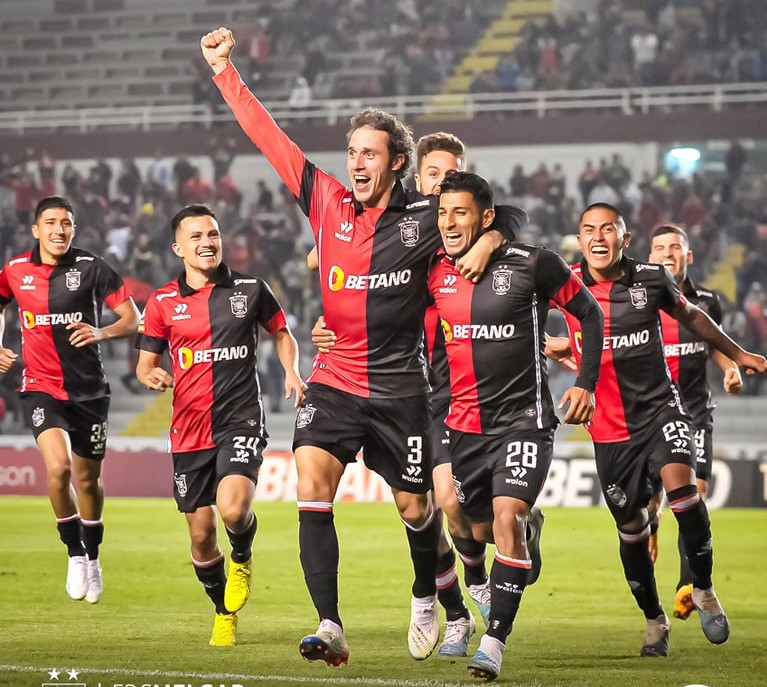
(736, 351), (767, 376)
(0, 346), (18, 373)
(545, 334), (577, 371)
(456, 231), (499, 283)
(143, 367), (174, 392)
(311, 316), (336, 353)
(200, 27), (235, 74)
(285, 372), (307, 408)
(559, 386), (594, 424)
(67, 322), (105, 348)
(723, 366), (743, 394)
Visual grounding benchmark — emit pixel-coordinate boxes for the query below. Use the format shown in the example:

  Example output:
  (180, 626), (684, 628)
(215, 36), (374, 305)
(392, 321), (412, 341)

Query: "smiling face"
(414, 149), (462, 195)
(578, 205), (631, 281)
(32, 207), (75, 264)
(172, 213), (222, 275)
(346, 126), (403, 209)
(649, 230), (691, 284)
(438, 190), (495, 258)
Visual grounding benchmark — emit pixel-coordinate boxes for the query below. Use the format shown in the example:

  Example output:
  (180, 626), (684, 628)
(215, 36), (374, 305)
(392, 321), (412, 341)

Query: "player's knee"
(471, 521), (493, 544)
(46, 460), (72, 486)
(492, 507), (526, 548)
(617, 508), (649, 536)
(189, 521), (217, 549)
(397, 493), (433, 529)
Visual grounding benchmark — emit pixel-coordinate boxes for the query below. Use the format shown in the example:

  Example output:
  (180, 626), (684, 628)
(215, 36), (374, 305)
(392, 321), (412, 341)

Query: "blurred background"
(0, 0), (764, 504)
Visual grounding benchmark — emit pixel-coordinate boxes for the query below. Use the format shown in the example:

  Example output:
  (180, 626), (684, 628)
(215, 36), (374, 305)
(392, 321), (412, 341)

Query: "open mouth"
(591, 245), (609, 256)
(442, 231), (463, 247)
(353, 175), (371, 191)
(198, 249), (216, 258)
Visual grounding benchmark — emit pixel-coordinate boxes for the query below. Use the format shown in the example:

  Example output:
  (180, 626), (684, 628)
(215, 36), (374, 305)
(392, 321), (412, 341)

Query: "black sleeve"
(562, 287), (603, 392)
(708, 292), (723, 325)
(135, 333), (168, 354)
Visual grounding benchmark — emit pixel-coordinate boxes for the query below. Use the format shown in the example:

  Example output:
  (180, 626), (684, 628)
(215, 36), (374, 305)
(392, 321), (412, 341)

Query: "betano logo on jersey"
(178, 344), (250, 369)
(441, 319), (515, 342)
(665, 341), (706, 357)
(327, 265), (412, 291)
(573, 328), (650, 354)
(22, 311), (82, 329)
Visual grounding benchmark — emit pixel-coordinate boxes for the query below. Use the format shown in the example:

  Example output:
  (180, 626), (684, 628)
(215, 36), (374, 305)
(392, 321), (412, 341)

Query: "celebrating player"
(200, 27), (520, 664)
(0, 196), (139, 604)
(136, 204), (304, 646)
(429, 172), (603, 680)
(645, 223), (742, 616)
(550, 203), (766, 656)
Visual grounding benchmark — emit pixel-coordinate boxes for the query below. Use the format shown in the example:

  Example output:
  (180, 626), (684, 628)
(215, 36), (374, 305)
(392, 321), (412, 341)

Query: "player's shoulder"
(499, 242), (552, 263)
(148, 280), (181, 306)
(628, 257), (666, 282)
(230, 271), (268, 291)
(3, 250), (33, 271)
(404, 189), (438, 213)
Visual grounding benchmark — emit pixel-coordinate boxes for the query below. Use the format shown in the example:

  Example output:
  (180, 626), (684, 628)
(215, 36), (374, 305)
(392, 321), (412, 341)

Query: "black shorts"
(430, 396), (452, 469)
(20, 392), (109, 460)
(449, 428), (554, 523)
(692, 424), (713, 481)
(594, 412), (696, 526)
(292, 383), (432, 493)
(172, 426), (265, 513)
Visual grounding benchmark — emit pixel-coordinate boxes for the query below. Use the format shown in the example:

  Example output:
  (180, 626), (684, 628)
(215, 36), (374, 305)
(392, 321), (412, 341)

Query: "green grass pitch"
(0, 498), (765, 687)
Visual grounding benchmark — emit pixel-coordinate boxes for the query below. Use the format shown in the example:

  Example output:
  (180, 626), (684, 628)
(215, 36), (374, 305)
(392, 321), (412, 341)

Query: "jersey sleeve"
(659, 268), (686, 314)
(489, 205), (528, 243)
(93, 258), (129, 309)
(708, 292), (723, 325)
(135, 293), (168, 355)
(538, 250), (603, 392)
(0, 264), (14, 306)
(255, 280), (288, 333)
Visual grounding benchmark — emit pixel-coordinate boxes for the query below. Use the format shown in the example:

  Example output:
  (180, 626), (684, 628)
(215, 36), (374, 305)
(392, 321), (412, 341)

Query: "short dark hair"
(415, 132), (466, 171)
(347, 108), (414, 179)
(34, 196), (74, 223)
(651, 223), (689, 247)
(579, 202), (627, 234)
(170, 204), (216, 235)
(438, 171), (493, 211)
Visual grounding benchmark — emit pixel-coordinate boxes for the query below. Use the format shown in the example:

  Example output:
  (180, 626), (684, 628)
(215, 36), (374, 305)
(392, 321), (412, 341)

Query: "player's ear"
(413, 173), (421, 193)
(171, 242), (184, 258)
(622, 231), (632, 248)
(687, 249), (694, 266)
(481, 207), (495, 229)
(31, 224), (40, 240)
(391, 153), (405, 175)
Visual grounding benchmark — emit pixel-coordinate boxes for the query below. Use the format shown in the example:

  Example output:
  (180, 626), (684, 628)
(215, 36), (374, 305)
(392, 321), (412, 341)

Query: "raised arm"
(675, 301), (767, 375)
(201, 27), (307, 197)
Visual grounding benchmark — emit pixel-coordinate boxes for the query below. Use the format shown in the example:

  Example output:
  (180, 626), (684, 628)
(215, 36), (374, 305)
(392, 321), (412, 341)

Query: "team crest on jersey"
(606, 483), (627, 507)
(65, 270), (81, 291)
(229, 292), (248, 318)
(629, 287), (647, 309)
(296, 404), (317, 429)
(31, 406), (45, 427)
(174, 473), (188, 497)
(491, 267), (513, 295)
(398, 216), (419, 247)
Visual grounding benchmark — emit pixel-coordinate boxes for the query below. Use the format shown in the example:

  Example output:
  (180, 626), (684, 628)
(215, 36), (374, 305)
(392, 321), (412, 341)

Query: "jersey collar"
(682, 276), (697, 297)
(31, 243), (76, 266)
(579, 255), (635, 286)
(178, 262), (234, 296)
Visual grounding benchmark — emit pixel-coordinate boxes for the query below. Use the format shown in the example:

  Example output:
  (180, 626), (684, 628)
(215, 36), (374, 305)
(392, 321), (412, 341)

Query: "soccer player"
(550, 203), (766, 657)
(135, 204), (304, 647)
(0, 195), (139, 603)
(200, 28), (520, 664)
(428, 172), (603, 680)
(646, 224), (742, 618)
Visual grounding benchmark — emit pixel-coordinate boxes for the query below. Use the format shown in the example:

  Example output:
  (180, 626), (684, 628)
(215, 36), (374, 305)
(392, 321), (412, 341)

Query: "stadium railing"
(1, 82), (766, 134)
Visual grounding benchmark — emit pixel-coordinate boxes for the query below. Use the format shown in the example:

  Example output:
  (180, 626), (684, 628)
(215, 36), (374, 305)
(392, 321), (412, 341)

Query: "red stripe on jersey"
(104, 284), (130, 310)
(660, 310), (681, 383)
(424, 303), (439, 363)
(265, 309), (287, 334)
(586, 281), (629, 442)
(551, 272), (584, 308)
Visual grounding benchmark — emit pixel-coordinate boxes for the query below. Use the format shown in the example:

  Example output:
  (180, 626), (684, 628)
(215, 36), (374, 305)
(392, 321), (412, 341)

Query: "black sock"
(618, 532), (663, 619)
(81, 519), (104, 560)
(299, 506), (341, 627)
(57, 516), (85, 557)
(452, 535), (488, 587)
(486, 554), (528, 642)
(668, 485), (713, 589)
(677, 530), (692, 588)
(405, 510), (440, 599)
(194, 556), (228, 614)
(226, 511), (257, 564)
(436, 548), (469, 621)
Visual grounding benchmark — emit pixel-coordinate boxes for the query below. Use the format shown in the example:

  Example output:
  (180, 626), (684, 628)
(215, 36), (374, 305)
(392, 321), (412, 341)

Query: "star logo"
(67, 670), (80, 680)
(48, 669), (60, 680)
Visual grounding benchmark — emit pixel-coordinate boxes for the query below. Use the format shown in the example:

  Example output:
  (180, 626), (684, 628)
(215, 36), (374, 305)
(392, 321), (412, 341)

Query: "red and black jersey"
(562, 256), (690, 443)
(424, 302), (450, 405)
(214, 65), (520, 398)
(660, 277), (721, 426)
(428, 244), (602, 434)
(136, 264), (287, 453)
(0, 245), (128, 401)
